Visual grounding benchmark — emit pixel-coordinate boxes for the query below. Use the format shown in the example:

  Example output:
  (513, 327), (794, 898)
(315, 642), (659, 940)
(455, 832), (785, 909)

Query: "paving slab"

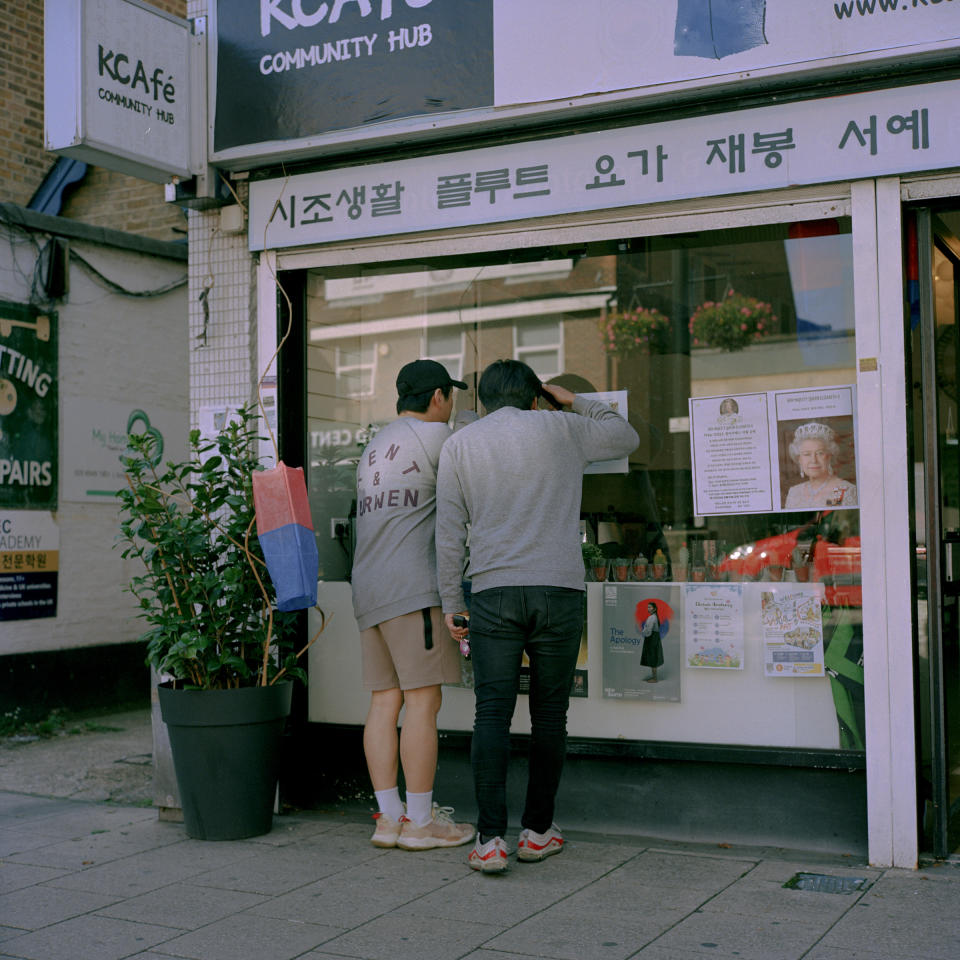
(317, 913), (501, 960)
(484, 906), (677, 960)
(151, 912), (340, 960)
(646, 910), (827, 959)
(247, 852), (473, 927)
(816, 909), (960, 960)
(43, 838), (261, 898)
(96, 881), (268, 930)
(0, 863), (71, 896)
(0, 885), (120, 930)
(0, 914), (182, 960)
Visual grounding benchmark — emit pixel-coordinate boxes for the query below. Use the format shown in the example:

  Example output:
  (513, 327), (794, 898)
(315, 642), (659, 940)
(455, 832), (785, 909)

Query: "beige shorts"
(360, 607), (462, 692)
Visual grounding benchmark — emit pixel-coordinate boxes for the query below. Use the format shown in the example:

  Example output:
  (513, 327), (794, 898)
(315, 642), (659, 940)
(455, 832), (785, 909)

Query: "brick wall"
(0, 0), (187, 242)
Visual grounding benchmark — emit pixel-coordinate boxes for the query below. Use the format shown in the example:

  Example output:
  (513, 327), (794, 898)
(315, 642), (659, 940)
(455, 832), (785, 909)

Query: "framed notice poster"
(690, 385), (857, 517)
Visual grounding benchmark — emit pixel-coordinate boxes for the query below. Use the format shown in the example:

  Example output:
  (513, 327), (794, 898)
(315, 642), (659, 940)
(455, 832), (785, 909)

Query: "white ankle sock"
(375, 787), (404, 822)
(406, 790), (433, 825)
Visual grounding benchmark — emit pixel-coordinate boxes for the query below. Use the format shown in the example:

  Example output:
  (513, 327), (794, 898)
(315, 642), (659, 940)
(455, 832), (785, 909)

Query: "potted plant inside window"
(688, 290), (776, 351)
(117, 406), (320, 840)
(582, 542), (608, 582)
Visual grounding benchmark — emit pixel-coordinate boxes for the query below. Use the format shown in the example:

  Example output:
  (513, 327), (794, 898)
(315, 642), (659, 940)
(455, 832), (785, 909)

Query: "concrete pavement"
(2, 709), (960, 960)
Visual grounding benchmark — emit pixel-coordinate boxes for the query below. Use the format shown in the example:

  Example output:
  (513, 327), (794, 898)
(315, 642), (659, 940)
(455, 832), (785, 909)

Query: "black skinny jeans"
(468, 585), (583, 839)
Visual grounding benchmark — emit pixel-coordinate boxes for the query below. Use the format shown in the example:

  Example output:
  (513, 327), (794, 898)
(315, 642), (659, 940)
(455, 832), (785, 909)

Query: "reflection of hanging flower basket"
(689, 291), (776, 351)
(600, 306), (672, 355)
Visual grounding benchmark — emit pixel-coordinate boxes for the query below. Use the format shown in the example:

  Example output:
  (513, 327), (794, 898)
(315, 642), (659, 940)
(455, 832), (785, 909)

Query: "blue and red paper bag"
(252, 463), (318, 611)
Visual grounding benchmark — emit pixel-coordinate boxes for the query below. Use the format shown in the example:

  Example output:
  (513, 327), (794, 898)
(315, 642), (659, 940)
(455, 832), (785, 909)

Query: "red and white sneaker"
(468, 835), (508, 873)
(517, 823), (563, 862)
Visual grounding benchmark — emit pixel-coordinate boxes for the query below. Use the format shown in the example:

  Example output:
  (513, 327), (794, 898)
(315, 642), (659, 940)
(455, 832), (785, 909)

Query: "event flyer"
(685, 583), (744, 669)
(761, 583), (826, 677)
(602, 583), (682, 702)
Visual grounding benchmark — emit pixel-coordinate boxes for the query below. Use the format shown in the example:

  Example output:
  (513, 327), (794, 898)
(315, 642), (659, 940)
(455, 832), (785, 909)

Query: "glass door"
(914, 206), (960, 858)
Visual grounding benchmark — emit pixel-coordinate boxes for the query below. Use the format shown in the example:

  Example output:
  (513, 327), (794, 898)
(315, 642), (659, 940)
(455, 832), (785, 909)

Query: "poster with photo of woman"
(775, 386), (857, 511)
(602, 583), (682, 702)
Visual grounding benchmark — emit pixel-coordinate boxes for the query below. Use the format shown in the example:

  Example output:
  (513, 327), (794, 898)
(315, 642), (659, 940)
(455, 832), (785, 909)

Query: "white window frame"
(422, 326), (465, 382)
(512, 316), (564, 379)
(334, 342), (378, 398)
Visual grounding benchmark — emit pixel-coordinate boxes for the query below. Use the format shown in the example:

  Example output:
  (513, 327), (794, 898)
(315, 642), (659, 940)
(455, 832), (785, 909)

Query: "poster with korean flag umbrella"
(602, 584), (682, 702)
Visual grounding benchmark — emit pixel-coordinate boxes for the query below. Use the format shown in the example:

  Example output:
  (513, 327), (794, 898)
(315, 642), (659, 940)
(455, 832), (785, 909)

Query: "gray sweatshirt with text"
(435, 396), (639, 613)
(351, 416), (452, 631)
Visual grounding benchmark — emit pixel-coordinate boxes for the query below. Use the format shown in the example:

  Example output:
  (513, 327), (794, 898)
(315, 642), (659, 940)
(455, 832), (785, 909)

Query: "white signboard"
(250, 78), (960, 251)
(61, 397), (185, 503)
(212, 0), (960, 165)
(44, 0), (192, 182)
(496, 1), (960, 108)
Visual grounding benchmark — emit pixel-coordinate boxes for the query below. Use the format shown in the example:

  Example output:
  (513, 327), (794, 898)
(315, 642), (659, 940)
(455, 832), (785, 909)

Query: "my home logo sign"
(45, 0), (192, 183)
(214, 0), (493, 151)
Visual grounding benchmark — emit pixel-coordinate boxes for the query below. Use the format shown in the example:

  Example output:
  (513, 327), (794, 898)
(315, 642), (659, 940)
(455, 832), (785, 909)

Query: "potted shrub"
(688, 290), (776, 351)
(600, 305), (672, 355)
(117, 405), (317, 840)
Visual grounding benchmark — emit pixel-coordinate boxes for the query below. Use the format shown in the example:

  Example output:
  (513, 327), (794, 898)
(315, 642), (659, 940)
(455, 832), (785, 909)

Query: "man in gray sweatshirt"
(352, 359), (474, 852)
(436, 359), (639, 872)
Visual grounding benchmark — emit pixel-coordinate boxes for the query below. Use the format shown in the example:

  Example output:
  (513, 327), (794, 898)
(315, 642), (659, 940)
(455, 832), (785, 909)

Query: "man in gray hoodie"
(352, 359), (474, 852)
(436, 359), (639, 872)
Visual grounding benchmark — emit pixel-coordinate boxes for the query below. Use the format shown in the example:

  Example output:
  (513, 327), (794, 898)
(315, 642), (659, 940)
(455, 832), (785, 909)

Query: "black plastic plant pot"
(158, 681), (293, 840)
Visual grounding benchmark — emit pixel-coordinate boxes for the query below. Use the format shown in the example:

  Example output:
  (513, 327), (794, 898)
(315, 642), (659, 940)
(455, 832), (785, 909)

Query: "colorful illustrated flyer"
(602, 583), (682, 702)
(761, 584), (825, 677)
(685, 583), (744, 669)
(690, 385), (858, 516)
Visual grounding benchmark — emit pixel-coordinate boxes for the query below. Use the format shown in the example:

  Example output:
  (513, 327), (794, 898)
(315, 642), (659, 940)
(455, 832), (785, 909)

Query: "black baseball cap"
(396, 359), (468, 398)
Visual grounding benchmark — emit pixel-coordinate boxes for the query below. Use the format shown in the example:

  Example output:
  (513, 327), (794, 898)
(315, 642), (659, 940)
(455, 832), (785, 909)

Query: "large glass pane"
(304, 218), (861, 752)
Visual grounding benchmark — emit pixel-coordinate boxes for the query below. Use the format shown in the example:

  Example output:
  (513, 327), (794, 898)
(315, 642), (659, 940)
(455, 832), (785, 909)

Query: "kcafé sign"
(45, 0), (193, 183)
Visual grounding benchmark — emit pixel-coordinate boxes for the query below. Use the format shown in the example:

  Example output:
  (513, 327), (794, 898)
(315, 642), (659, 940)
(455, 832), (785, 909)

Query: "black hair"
(478, 359), (540, 413)
(397, 383), (451, 415)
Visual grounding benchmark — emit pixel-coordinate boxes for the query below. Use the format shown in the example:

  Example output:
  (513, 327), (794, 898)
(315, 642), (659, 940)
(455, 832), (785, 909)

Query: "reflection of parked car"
(719, 513), (861, 606)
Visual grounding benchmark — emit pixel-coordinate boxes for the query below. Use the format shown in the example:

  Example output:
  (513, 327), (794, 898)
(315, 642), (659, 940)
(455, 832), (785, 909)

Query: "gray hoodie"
(435, 396), (639, 613)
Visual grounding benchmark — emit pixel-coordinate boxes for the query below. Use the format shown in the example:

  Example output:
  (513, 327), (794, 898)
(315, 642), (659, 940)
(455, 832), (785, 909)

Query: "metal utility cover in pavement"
(783, 872), (870, 895)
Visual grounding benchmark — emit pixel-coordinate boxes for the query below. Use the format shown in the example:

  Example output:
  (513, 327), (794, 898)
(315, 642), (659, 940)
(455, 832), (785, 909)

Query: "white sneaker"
(370, 811), (404, 848)
(468, 835), (508, 873)
(396, 804), (474, 850)
(517, 823), (563, 861)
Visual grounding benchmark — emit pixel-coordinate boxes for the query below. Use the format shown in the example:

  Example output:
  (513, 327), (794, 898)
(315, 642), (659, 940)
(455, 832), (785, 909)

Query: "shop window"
(303, 217), (862, 754)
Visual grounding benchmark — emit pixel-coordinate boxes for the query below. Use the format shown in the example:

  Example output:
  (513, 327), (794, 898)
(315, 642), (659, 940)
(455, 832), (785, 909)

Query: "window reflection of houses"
(307, 223), (857, 582)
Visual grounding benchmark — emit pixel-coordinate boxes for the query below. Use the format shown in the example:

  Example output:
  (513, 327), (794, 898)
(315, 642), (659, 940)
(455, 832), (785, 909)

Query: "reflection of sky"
(784, 236), (854, 333)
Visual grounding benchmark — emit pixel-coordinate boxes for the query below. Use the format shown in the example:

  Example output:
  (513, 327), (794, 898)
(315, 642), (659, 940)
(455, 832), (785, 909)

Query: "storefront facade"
(177, 0), (960, 868)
